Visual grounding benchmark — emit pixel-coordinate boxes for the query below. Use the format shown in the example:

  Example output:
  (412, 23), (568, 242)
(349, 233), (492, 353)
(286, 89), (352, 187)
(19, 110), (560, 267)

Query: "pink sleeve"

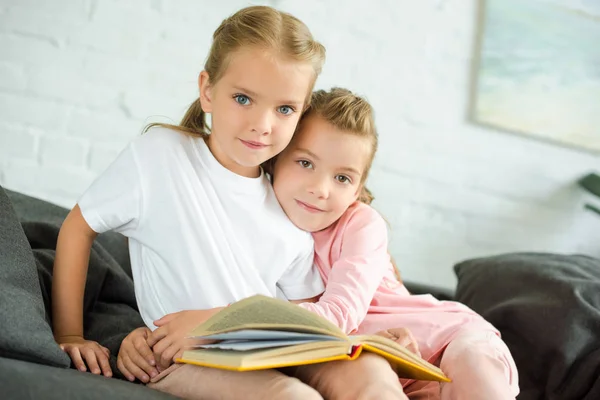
(298, 207), (389, 333)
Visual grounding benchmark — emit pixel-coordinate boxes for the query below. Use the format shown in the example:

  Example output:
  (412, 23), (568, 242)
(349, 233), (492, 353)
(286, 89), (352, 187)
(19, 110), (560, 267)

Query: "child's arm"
(298, 207), (390, 333)
(51, 205), (112, 376)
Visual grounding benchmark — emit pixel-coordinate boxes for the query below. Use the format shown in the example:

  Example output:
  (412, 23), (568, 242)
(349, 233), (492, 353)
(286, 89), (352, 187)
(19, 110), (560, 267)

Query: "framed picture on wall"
(472, 0), (600, 153)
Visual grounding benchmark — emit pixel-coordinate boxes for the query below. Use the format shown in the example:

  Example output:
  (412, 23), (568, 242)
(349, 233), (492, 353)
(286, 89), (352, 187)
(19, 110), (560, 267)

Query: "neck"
(205, 136), (261, 178)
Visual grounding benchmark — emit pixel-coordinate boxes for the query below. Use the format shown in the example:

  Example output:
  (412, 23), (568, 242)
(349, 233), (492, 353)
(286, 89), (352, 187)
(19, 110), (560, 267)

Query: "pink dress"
(299, 201), (499, 364)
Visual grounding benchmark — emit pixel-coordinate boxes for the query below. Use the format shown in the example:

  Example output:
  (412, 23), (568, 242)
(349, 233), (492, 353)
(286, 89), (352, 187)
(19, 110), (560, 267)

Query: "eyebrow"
(339, 166), (362, 176)
(233, 86), (304, 106)
(296, 148), (362, 176)
(296, 148), (320, 161)
(233, 86), (259, 98)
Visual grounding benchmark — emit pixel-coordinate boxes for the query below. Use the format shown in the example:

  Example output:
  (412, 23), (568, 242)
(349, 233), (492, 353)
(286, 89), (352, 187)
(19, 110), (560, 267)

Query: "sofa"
(2, 184), (600, 399)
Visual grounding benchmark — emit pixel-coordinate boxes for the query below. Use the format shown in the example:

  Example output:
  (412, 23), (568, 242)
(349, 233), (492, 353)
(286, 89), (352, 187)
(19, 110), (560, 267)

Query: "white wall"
(1, 0), (599, 289)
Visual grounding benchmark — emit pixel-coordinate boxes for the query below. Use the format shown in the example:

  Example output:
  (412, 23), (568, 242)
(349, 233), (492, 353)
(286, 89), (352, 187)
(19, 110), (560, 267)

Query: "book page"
(200, 330), (340, 342)
(198, 339), (318, 351)
(189, 295), (347, 339)
(352, 335), (423, 364)
(354, 335), (448, 381)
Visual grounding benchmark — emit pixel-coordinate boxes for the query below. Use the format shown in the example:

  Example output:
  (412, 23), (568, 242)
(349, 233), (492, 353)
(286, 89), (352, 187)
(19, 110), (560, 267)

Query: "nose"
(308, 175), (330, 199)
(250, 108), (272, 136)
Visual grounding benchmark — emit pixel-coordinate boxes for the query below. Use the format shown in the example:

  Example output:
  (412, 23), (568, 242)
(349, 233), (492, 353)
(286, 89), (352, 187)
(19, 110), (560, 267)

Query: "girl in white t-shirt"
(51, 6), (406, 400)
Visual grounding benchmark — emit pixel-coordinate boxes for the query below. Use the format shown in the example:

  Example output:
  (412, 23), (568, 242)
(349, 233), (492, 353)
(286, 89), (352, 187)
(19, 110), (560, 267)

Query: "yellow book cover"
(176, 295), (449, 382)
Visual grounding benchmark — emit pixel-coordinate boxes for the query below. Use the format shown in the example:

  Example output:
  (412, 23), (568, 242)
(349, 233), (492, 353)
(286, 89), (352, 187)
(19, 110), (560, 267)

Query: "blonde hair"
(300, 88), (378, 204)
(145, 5), (326, 136)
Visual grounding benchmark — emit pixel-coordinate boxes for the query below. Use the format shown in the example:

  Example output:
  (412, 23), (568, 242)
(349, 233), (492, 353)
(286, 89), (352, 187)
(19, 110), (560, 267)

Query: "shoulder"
(132, 126), (198, 161)
(331, 203), (388, 256)
(134, 126), (192, 151)
(329, 202), (389, 252)
(341, 202), (387, 233)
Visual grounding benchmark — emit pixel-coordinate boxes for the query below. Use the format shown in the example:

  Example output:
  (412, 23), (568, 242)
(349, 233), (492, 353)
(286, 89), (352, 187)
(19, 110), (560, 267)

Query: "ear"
(198, 71), (213, 113)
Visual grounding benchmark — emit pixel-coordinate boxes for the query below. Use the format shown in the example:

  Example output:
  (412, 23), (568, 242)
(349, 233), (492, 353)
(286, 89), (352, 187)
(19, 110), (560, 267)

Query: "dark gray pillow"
(0, 185), (70, 367)
(3, 188), (145, 377)
(454, 253), (600, 400)
(7, 189), (133, 279)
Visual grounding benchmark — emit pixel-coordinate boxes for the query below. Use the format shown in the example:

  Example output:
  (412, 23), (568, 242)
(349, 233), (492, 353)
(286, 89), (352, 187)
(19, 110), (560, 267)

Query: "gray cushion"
(454, 253), (600, 400)
(6, 189), (133, 279)
(0, 185), (70, 367)
(2, 187), (146, 378)
(0, 356), (177, 399)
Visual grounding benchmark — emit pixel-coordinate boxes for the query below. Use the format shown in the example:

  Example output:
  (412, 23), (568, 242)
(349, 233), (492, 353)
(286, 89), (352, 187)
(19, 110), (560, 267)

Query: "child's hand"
(57, 335), (112, 377)
(147, 308), (223, 370)
(376, 328), (421, 358)
(117, 327), (159, 383)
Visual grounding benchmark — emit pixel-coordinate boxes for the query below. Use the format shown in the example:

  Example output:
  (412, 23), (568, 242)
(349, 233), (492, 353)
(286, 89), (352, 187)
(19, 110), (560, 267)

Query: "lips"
(295, 199), (325, 213)
(240, 139), (268, 149)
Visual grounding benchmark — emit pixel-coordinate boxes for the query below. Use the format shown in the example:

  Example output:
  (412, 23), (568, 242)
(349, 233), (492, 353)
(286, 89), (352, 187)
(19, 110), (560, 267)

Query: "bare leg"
(148, 363), (323, 400)
(293, 353), (408, 400)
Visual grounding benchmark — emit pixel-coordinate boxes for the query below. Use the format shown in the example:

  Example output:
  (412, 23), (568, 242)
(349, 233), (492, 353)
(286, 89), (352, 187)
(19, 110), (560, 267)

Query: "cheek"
(335, 190), (359, 210)
(275, 181), (296, 207)
(213, 101), (236, 127)
(276, 116), (300, 142)
(273, 165), (295, 194)
(271, 137), (297, 160)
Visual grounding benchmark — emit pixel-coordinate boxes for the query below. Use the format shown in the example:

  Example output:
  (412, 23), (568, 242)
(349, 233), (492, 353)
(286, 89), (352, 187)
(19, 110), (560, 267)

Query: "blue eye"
(234, 94), (251, 105)
(278, 106), (294, 115)
(297, 160), (313, 169)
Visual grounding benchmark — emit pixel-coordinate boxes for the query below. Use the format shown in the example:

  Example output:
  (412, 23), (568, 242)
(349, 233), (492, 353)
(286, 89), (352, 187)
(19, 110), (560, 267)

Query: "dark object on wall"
(579, 173), (600, 217)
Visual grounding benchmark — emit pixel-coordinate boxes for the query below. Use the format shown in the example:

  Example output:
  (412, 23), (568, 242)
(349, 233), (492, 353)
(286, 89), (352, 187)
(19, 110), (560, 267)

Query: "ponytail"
(180, 98), (209, 135)
(143, 98), (209, 138)
(390, 256), (403, 284)
(358, 186), (374, 205)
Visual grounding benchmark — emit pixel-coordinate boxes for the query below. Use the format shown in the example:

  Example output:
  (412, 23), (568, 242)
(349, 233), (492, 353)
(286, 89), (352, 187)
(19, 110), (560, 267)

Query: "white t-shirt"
(78, 127), (324, 329)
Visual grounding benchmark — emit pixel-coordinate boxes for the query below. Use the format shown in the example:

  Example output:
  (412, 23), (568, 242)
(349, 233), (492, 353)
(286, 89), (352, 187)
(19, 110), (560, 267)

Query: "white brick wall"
(1, 0), (599, 288)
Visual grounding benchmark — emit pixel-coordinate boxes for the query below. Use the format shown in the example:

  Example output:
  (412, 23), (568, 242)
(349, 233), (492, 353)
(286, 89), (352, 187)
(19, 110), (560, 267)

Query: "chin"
(234, 156), (262, 168)
(288, 216), (317, 233)
(302, 220), (328, 233)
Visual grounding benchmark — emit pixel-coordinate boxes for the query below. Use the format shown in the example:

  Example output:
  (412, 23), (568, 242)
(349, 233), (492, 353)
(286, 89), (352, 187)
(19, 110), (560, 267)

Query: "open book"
(176, 295), (449, 382)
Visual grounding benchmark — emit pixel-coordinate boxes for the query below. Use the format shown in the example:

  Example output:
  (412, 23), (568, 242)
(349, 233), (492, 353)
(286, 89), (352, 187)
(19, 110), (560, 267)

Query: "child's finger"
(151, 336), (171, 365)
(82, 348), (102, 375)
(128, 345), (158, 378)
(407, 342), (421, 357)
(376, 329), (394, 340)
(122, 355), (150, 383)
(158, 342), (179, 370)
(68, 347), (87, 372)
(101, 346), (110, 357)
(153, 312), (178, 327)
(117, 357), (135, 382)
(96, 349), (113, 377)
(146, 327), (167, 347)
(135, 336), (156, 366)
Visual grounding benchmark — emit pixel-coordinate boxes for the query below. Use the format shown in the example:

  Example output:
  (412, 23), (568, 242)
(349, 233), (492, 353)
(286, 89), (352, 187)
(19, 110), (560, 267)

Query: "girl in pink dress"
(271, 87), (519, 399)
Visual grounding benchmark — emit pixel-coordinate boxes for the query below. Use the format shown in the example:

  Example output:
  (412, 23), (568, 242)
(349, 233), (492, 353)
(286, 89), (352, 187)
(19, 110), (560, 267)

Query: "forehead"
(293, 115), (371, 172)
(218, 48), (314, 104)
